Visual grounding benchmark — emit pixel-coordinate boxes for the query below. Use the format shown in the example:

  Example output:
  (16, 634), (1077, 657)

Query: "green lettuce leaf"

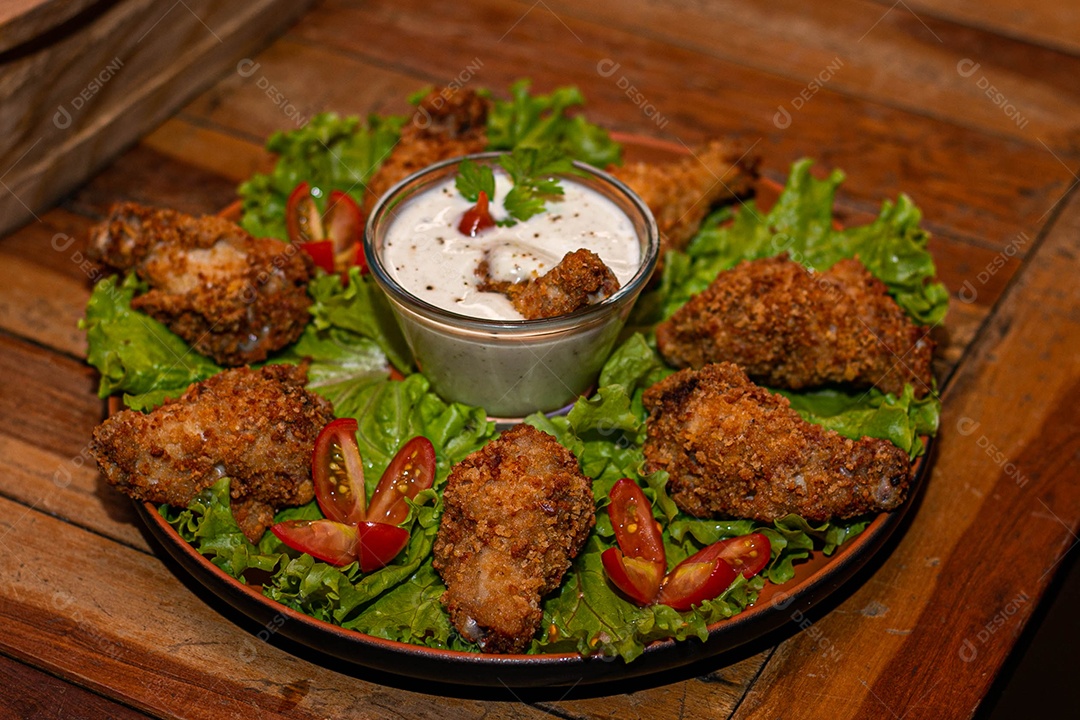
(307, 268), (413, 374)
(486, 79), (622, 168)
(777, 384), (940, 458)
(160, 477), (285, 581)
(238, 112), (404, 239)
(81, 274), (221, 409)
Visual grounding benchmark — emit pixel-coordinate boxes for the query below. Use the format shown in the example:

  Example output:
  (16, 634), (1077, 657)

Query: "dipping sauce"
(365, 153), (658, 418)
(381, 172), (640, 320)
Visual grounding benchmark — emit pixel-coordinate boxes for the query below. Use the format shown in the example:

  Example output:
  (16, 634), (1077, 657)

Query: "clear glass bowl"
(364, 152), (659, 419)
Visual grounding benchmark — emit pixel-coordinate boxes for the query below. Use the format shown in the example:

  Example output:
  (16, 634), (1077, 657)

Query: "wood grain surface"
(0, 1), (1076, 718)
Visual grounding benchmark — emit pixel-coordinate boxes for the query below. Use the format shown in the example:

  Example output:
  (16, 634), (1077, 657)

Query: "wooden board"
(0, 0), (315, 237)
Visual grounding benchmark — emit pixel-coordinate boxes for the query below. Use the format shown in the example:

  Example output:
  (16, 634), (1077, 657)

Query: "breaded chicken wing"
(91, 364), (335, 542)
(643, 363), (912, 522)
(363, 87), (491, 214)
(477, 248), (620, 319)
(433, 424), (595, 653)
(88, 202), (315, 366)
(656, 254), (935, 398)
(611, 139), (759, 258)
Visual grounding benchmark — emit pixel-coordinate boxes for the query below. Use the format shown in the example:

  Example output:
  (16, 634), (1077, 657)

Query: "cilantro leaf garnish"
(454, 159), (496, 202)
(454, 147), (580, 226)
(498, 147), (578, 224)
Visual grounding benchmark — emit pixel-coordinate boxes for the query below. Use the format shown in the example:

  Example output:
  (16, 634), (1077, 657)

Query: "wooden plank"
(0, 495), (557, 720)
(65, 144), (242, 219)
(907, 0), (1080, 55)
(0, 334), (148, 550)
(729, 187), (1080, 718)
(0, 0), (314, 236)
(142, 117), (273, 184)
(178, 37), (433, 143)
(540, 0), (1080, 152)
(0, 652), (149, 720)
(539, 654), (772, 719)
(267, 0), (1070, 252)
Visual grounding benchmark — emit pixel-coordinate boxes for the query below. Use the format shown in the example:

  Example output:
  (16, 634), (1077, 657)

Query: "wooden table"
(2, 1), (1077, 717)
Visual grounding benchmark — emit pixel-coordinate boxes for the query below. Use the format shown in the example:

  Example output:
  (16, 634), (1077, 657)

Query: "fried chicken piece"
(643, 363), (912, 522)
(656, 254), (935, 398)
(611, 139), (759, 257)
(90, 364), (335, 542)
(476, 248), (620, 319)
(363, 86), (491, 214)
(433, 424), (595, 653)
(88, 202), (315, 366)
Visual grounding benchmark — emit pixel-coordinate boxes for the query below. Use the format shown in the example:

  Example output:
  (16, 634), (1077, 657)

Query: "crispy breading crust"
(643, 363), (912, 522)
(656, 254), (935, 398)
(611, 139), (759, 258)
(90, 364), (335, 542)
(477, 248), (620, 319)
(362, 87), (491, 215)
(88, 202), (315, 366)
(433, 424), (595, 653)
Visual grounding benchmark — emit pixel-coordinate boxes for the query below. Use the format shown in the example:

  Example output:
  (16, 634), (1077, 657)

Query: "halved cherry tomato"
(297, 239), (336, 274)
(458, 190), (495, 236)
(312, 418), (367, 525)
(657, 543), (739, 612)
(608, 479), (665, 564)
(601, 548), (666, 605)
(603, 479), (666, 604)
(714, 533), (771, 579)
(285, 183), (365, 274)
(656, 533), (772, 611)
(286, 181), (322, 243)
(271, 519), (357, 566)
(355, 521), (410, 572)
(325, 190), (364, 271)
(366, 436), (437, 526)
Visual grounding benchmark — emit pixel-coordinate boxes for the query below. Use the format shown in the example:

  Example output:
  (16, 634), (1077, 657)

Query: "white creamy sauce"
(382, 172), (640, 320)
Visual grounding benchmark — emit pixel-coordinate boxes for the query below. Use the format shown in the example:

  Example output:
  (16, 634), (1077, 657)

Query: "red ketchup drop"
(458, 190), (495, 237)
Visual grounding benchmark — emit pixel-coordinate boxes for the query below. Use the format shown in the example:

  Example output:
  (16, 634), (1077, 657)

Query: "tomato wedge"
(324, 190), (364, 270)
(286, 183), (365, 274)
(657, 544), (739, 612)
(366, 436), (437, 526)
(656, 533), (771, 611)
(271, 519), (357, 566)
(458, 190), (495, 236)
(714, 533), (771, 579)
(602, 479), (666, 604)
(312, 418), (366, 525)
(355, 521), (410, 572)
(286, 181), (322, 243)
(608, 479), (665, 564)
(297, 239), (335, 274)
(602, 548), (666, 605)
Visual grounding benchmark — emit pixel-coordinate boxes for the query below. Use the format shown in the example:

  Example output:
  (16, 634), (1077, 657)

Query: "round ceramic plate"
(125, 134), (935, 687)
